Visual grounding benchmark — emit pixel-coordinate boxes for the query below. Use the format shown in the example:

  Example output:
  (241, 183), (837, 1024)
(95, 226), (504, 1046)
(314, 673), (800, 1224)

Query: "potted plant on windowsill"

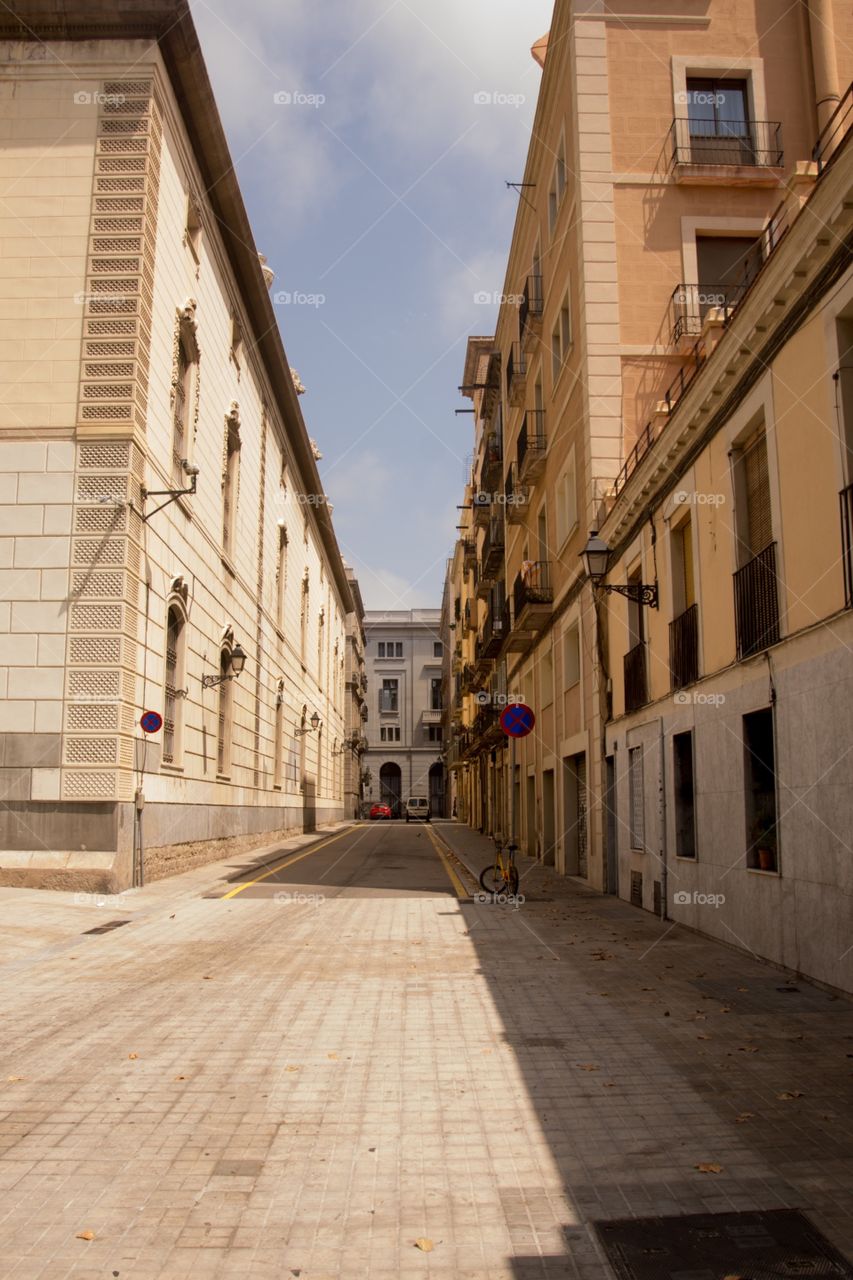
(750, 818), (777, 872)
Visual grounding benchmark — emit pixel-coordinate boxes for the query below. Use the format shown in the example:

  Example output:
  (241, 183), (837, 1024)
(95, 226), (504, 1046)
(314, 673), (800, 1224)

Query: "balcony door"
(687, 77), (751, 164)
(696, 235), (762, 316)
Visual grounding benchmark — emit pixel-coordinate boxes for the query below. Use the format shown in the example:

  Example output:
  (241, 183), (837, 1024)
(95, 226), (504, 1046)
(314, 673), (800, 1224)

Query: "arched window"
(276, 524), (288, 629)
(222, 404), (241, 556)
(300, 574), (309, 664)
(216, 646), (233, 776)
(162, 602), (187, 766)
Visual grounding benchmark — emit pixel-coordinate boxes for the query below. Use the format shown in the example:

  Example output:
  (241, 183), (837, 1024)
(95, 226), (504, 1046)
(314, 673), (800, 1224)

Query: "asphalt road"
(213, 820), (469, 901)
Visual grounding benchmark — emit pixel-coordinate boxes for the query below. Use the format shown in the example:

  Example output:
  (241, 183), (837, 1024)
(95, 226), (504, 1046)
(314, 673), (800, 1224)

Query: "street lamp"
(580, 530), (658, 608)
(296, 711), (321, 736)
(202, 642), (248, 688)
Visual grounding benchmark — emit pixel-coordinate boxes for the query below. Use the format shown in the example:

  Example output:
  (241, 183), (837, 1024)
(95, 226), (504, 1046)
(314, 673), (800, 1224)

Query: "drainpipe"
(806, 0), (840, 132)
(659, 717), (668, 922)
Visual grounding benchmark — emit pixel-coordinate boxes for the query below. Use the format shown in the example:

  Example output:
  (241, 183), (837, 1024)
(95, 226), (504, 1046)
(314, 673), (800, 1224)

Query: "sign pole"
(510, 734), (516, 846)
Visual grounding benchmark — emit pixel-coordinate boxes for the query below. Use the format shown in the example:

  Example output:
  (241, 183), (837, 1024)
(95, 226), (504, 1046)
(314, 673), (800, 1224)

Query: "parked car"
(369, 802), (392, 820)
(405, 796), (430, 823)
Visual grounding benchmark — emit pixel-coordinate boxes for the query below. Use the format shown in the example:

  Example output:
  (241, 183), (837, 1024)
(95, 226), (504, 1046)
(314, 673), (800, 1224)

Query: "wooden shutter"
(743, 431), (772, 556)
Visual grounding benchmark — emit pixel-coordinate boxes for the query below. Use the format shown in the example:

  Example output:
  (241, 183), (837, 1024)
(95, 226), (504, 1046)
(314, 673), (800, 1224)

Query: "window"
(551, 290), (572, 382)
(395, 642), (403, 657)
(427, 726), (442, 742)
(230, 315), (243, 370)
(300, 575), (309, 664)
(736, 428), (773, 562)
(696, 235), (762, 312)
(541, 645), (554, 706)
(216, 649), (233, 776)
(563, 624), (580, 688)
(744, 707), (778, 871)
(732, 427), (779, 657)
(686, 77), (749, 162)
(433, 641), (443, 658)
(222, 409), (241, 556)
(162, 605), (186, 766)
(429, 678), (442, 710)
(673, 731), (696, 858)
(380, 726), (401, 742)
(273, 689), (284, 789)
(379, 679), (398, 713)
(377, 640), (402, 658)
(548, 132), (567, 234)
(628, 746), (645, 850)
(276, 524), (288, 628)
(555, 454), (577, 548)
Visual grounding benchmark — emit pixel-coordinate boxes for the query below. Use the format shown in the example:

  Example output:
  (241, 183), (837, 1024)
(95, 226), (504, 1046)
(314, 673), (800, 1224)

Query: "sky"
(189, 0), (554, 610)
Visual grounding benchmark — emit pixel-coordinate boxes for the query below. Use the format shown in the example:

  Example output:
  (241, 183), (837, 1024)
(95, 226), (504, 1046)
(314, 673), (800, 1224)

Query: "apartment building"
(446, 0), (852, 987)
(363, 610), (445, 816)
(343, 565), (368, 820)
(0, 2), (351, 890)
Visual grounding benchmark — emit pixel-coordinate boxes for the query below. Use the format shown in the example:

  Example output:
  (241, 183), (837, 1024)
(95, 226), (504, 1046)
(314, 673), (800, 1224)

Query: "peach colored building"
(446, 0), (853, 988)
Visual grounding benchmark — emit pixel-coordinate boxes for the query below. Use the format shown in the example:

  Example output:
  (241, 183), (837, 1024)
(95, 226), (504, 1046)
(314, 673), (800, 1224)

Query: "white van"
(405, 796), (430, 823)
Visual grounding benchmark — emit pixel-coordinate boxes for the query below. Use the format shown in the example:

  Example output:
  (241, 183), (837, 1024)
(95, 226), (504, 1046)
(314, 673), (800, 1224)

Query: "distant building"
(343, 566), (368, 820)
(362, 610), (445, 816)
(0, 2), (352, 889)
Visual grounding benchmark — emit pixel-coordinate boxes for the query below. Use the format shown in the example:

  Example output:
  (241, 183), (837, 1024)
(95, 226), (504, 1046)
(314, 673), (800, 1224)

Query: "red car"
(369, 803), (392, 820)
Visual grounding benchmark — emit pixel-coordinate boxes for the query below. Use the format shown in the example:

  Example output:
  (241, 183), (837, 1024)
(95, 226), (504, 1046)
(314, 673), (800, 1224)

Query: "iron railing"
(734, 542), (780, 659)
(813, 81), (853, 174)
(841, 483), (853, 609)
(518, 411), (546, 474)
(513, 561), (553, 618)
(669, 117), (783, 168)
(624, 641), (648, 713)
(481, 516), (505, 578)
(519, 274), (543, 332)
(506, 340), (527, 395)
(669, 603), (699, 690)
(669, 281), (746, 343)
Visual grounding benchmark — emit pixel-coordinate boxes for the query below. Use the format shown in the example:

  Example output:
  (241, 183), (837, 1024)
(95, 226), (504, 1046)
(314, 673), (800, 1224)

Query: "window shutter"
(743, 431), (772, 556)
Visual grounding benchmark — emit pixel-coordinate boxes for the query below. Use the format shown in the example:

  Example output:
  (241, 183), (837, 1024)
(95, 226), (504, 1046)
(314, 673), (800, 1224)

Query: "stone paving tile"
(0, 821), (850, 1278)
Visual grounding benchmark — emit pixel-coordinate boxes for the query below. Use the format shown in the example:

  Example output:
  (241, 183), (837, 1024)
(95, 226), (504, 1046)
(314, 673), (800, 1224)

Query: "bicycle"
(479, 836), (520, 896)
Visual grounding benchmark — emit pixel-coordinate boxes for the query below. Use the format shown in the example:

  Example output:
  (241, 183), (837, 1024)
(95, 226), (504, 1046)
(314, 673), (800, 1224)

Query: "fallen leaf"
(737, 986), (748, 992)
(738, 1046), (759, 1053)
(174, 1075), (186, 1081)
(202, 975), (213, 980)
(695, 1162), (723, 1173)
(327, 1052), (339, 1060)
(735, 1112), (754, 1123)
(414, 1238), (434, 1252)
(777, 1091), (804, 1100)
(697, 1034), (711, 1041)
(76, 1230), (95, 1241)
(127, 1053), (138, 1060)
(578, 1063), (599, 1072)
(6, 1075), (26, 1083)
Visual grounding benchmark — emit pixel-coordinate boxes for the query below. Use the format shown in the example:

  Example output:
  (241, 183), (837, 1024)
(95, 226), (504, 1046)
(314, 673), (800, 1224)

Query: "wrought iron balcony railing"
(669, 117), (783, 168)
(733, 542), (780, 659)
(518, 411), (547, 481)
(519, 274), (543, 334)
(669, 603), (699, 690)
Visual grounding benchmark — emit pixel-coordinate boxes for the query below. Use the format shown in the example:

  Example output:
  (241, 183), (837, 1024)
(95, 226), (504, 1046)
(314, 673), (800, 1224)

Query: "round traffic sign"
(140, 709), (163, 734)
(500, 703), (535, 738)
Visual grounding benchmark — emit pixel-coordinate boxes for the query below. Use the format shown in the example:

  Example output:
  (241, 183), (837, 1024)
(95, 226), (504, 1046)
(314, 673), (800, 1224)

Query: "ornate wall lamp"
(580, 530), (658, 609)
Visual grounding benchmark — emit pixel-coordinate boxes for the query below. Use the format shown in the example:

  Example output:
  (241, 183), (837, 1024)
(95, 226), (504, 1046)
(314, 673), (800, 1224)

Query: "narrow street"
(1, 822), (851, 1279)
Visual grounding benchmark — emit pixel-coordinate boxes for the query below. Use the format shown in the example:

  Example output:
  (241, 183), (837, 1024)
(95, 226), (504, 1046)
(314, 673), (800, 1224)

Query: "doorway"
(605, 754), (618, 894)
(542, 769), (556, 865)
(379, 762), (402, 817)
(562, 752), (588, 877)
(526, 774), (537, 858)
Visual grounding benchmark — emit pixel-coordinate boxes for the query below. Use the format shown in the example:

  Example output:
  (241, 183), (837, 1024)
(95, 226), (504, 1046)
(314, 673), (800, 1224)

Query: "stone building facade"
(0, 2), (351, 889)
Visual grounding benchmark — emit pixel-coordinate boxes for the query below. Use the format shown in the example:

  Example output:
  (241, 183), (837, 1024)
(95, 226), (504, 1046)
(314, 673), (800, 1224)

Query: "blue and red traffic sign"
(140, 710), (163, 735)
(500, 703), (535, 738)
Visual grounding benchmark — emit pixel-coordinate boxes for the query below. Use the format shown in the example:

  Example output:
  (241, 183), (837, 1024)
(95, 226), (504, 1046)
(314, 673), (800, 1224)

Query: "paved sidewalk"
(0, 819), (851, 1279)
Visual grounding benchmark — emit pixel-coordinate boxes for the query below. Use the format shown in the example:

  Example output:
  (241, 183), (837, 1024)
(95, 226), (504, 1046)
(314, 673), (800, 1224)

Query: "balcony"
(480, 600), (506, 659)
(472, 490), (491, 528)
(668, 117), (783, 183)
(624, 641), (648, 713)
(461, 538), (476, 573)
(518, 411), (547, 483)
(423, 707), (443, 726)
(471, 704), (501, 748)
(669, 603), (699, 691)
(733, 542), (780, 659)
(481, 430), (503, 492)
(519, 274), (543, 349)
(502, 598), (533, 652)
(504, 462), (528, 524)
(506, 340), (527, 407)
(462, 599), (473, 635)
(841, 483), (853, 609)
(461, 662), (479, 694)
(481, 515), (505, 579)
(512, 561), (552, 631)
(378, 691), (399, 714)
(668, 281), (745, 345)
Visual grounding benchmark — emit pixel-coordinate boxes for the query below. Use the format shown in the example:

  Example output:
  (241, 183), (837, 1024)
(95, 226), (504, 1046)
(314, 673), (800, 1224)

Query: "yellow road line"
(221, 825), (356, 899)
(426, 826), (470, 900)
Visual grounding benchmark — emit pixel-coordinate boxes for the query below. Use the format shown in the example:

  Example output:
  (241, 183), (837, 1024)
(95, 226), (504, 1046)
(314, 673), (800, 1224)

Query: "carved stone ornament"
(290, 367), (306, 395)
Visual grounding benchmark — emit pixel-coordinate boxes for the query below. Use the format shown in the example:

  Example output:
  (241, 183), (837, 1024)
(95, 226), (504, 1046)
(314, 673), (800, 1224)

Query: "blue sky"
(190, 0), (553, 609)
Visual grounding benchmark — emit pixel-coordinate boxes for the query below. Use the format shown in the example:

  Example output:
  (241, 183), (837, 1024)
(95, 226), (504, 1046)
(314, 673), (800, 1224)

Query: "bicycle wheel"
(479, 863), (508, 893)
